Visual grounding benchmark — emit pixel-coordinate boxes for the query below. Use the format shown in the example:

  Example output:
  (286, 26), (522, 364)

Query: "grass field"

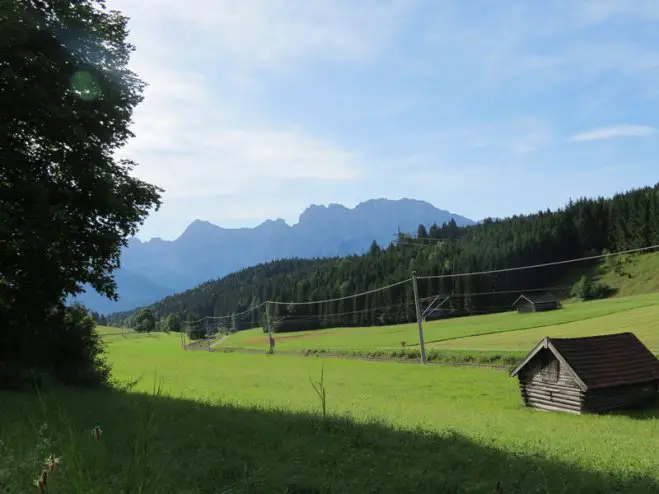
(214, 254), (659, 357)
(1, 332), (658, 493)
(598, 251), (659, 296)
(219, 293), (659, 357)
(2, 259), (659, 492)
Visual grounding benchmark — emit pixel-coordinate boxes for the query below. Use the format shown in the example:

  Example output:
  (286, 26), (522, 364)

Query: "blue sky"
(108, 0), (659, 240)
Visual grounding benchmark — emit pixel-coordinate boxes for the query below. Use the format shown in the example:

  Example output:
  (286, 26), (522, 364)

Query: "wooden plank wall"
(519, 350), (584, 413)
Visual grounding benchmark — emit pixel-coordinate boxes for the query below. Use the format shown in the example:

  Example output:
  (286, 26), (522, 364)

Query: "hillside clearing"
(218, 293), (659, 355)
(432, 302), (659, 351)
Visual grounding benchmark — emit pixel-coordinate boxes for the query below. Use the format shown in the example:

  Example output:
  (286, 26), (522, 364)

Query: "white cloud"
(107, 0), (367, 207)
(567, 125), (658, 142)
(122, 78), (361, 200)
(103, 0), (659, 240)
(417, 0), (659, 92)
(111, 0), (409, 68)
(424, 118), (556, 156)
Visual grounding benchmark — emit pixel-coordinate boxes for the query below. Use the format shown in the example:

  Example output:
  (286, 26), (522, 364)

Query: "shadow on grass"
(607, 395), (659, 420)
(1, 387), (658, 494)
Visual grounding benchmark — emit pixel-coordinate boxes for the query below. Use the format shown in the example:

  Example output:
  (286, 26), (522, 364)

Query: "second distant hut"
(512, 292), (561, 313)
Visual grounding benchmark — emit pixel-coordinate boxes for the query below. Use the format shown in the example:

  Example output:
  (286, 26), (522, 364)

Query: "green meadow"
(219, 293), (659, 356)
(3, 290), (659, 492)
(1, 322), (658, 493)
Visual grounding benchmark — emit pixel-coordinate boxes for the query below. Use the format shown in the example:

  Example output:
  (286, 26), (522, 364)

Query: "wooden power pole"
(412, 271), (427, 364)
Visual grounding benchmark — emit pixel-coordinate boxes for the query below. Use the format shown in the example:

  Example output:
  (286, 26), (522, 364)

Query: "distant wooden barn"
(510, 333), (659, 414)
(512, 292), (561, 313)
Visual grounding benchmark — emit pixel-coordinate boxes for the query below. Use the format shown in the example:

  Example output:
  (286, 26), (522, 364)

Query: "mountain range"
(75, 198), (474, 313)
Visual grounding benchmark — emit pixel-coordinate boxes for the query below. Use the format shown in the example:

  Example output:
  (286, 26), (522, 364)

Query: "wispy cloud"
(104, 0), (659, 240)
(108, 0), (368, 204)
(567, 125), (658, 142)
(111, 0), (410, 69)
(417, 0), (659, 94)
(122, 73), (361, 200)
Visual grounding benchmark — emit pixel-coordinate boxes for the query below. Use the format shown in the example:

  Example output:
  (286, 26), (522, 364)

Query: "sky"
(106, 0), (659, 241)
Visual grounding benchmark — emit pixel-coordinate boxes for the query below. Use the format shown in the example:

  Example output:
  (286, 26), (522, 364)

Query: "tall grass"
(0, 382), (168, 494)
(1, 377), (657, 493)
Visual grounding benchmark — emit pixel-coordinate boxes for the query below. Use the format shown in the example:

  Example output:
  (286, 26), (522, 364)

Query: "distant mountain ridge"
(75, 198), (474, 313)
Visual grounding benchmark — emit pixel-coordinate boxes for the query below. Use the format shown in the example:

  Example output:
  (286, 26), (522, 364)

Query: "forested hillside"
(106, 184), (659, 332)
(78, 198), (474, 313)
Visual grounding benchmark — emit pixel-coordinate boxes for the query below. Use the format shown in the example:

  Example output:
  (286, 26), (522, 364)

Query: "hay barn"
(510, 333), (659, 414)
(512, 292), (561, 313)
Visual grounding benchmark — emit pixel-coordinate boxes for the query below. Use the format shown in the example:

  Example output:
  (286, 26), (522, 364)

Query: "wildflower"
(34, 469), (48, 493)
(91, 425), (103, 441)
(45, 454), (61, 472)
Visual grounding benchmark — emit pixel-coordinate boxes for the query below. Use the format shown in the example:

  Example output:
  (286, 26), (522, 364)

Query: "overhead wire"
(270, 301), (417, 321)
(267, 278), (412, 306)
(416, 244), (659, 280)
(184, 301), (268, 326)
(418, 284), (573, 302)
(178, 243), (659, 332)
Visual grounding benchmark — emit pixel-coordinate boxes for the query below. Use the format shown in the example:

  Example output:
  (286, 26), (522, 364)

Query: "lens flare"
(70, 71), (102, 101)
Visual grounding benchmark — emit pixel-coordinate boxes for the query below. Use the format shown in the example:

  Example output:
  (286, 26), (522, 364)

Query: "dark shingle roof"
(513, 292), (560, 306)
(549, 333), (659, 390)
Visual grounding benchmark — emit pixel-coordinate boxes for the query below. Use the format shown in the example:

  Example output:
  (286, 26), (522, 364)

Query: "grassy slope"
(221, 293), (659, 354)
(434, 301), (659, 351)
(598, 251), (659, 296)
(217, 252), (659, 354)
(1, 336), (658, 492)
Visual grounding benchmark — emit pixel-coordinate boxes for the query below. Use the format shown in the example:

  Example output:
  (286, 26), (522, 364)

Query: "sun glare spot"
(70, 71), (102, 101)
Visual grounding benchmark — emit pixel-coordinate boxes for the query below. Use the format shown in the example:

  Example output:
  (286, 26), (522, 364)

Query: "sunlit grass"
(221, 293), (659, 354)
(1, 322), (657, 492)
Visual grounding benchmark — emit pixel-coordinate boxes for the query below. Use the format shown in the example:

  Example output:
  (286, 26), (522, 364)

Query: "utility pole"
(266, 302), (274, 354)
(412, 271), (427, 364)
(206, 318), (212, 352)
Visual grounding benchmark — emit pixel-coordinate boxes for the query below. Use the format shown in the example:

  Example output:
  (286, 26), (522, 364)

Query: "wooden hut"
(512, 292), (561, 313)
(510, 333), (659, 414)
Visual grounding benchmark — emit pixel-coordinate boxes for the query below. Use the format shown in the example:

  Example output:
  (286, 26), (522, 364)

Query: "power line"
(417, 244), (659, 280)
(271, 301), (417, 321)
(177, 243), (658, 331)
(267, 278), (412, 307)
(184, 302), (267, 326)
(429, 304), (523, 313)
(419, 284), (573, 302)
(183, 300), (417, 332)
(396, 237), (449, 247)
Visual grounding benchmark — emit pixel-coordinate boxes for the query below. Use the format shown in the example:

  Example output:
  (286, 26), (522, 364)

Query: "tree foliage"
(134, 308), (156, 333)
(108, 185), (659, 333)
(162, 313), (181, 333)
(0, 0), (161, 386)
(570, 275), (612, 301)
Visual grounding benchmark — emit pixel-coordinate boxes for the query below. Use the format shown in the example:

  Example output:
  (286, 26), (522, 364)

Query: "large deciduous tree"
(162, 313), (181, 333)
(0, 0), (161, 386)
(134, 308), (156, 333)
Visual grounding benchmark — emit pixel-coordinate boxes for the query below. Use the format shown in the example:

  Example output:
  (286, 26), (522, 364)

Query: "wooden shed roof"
(510, 333), (659, 391)
(512, 292), (560, 306)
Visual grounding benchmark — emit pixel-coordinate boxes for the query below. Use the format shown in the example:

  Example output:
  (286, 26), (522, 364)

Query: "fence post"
(412, 271), (427, 364)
